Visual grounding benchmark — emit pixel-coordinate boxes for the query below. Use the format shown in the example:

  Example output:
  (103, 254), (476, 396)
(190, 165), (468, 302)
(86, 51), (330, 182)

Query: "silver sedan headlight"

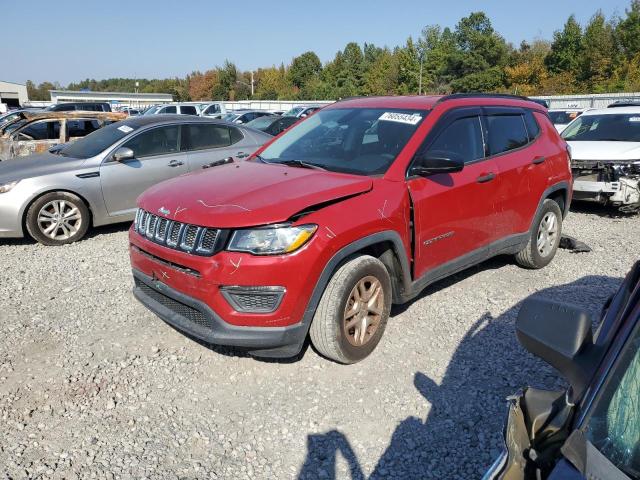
(227, 224), (317, 255)
(0, 180), (19, 194)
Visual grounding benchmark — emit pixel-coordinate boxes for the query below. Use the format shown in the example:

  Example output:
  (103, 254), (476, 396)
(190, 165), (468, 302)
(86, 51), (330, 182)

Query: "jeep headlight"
(0, 180), (19, 194)
(228, 224), (317, 255)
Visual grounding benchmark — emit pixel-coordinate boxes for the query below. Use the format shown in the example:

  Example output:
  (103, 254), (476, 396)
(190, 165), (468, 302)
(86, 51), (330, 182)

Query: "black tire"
(309, 255), (392, 363)
(515, 199), (563, 269)
(26, 192), (90, 246)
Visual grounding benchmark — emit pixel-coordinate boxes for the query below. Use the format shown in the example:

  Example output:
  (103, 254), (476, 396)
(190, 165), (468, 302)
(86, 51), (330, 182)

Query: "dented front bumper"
(572, 160), (640, 210)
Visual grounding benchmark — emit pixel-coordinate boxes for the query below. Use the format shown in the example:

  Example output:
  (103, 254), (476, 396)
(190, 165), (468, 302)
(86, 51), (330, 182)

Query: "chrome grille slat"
(134, 209), (220, 256)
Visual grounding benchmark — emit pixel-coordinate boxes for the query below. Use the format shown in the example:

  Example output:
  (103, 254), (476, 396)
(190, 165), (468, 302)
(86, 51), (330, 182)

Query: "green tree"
(617, 0), (640, 59)
(545, 15), (583, 74)
(212, 61), (239, 100)
(288, 51), (322, 90)
(579, 12), (618, 91)
(447, 12), (509, 92)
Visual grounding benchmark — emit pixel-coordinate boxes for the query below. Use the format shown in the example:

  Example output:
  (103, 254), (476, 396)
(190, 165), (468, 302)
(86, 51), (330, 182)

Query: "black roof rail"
(435, 92), (542, 105)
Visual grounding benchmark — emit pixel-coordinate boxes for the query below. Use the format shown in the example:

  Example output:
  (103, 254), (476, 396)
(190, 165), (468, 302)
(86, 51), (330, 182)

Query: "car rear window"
(486, 114), (529, 155)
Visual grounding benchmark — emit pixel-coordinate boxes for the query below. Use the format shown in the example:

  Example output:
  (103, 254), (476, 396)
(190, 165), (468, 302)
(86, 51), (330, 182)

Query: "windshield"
(222, 113), (240, 122)
(283, 107), (304, 117)
(2, 119), (26, 136)
(562, 114), (640, 142)
(59, 122), (138, 159)
(245, 116), (275, 130)
(0, 112), (23, 129)
(549, 110), (581, 125)
(143, 106), (160, 115)
(258, 108), (428, 176)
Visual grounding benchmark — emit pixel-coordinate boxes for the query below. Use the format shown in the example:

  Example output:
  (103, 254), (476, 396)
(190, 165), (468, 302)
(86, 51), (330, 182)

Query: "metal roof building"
(49, 90), (173, 108)
(0, 80), (28, 109)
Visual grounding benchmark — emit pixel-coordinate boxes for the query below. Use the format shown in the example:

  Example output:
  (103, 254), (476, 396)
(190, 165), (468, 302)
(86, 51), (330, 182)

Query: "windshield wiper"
(277, 159), (327, 171)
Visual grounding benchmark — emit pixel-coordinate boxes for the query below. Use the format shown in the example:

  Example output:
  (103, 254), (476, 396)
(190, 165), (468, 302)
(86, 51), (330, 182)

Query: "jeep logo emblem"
(158, 206), (170, 216)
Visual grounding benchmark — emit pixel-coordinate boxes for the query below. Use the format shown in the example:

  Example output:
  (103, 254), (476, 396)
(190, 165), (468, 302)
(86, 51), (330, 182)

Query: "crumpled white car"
(562, 105), (640, 212)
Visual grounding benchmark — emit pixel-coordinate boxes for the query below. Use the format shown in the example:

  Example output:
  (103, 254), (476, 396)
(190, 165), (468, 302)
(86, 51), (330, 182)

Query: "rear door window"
(67, 119), (102, 138)
(486, 114), (529, 155)
(181, 106), (198, 116)
(426, 116), (484, 164)
(524, 111), (541, 141)
(122, 126), (179, 158)
(181, 124), (232, 151)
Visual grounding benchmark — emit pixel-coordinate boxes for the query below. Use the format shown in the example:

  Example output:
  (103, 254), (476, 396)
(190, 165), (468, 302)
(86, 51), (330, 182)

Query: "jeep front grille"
(134, 209), (224, 256)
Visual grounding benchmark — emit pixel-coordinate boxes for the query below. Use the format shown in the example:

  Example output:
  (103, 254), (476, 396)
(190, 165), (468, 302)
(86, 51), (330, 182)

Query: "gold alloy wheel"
(343, 276), (384, 347)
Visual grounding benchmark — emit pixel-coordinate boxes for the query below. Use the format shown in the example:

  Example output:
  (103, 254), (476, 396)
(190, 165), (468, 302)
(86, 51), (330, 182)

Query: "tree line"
(26, 1), (640, 102)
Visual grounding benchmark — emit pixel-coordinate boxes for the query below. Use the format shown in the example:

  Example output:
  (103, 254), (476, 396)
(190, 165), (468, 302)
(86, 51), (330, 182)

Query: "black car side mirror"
(113, 147), (135, 162)
(410, 151), (464, 177)
(516, 297), (599, 401)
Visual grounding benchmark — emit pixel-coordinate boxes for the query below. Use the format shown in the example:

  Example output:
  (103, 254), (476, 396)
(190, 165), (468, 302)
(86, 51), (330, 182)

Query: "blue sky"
(4, 0), (630, 85)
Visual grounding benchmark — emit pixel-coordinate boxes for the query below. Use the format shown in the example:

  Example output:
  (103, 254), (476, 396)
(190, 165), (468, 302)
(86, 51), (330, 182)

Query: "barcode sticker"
(379, 112), (422, 125)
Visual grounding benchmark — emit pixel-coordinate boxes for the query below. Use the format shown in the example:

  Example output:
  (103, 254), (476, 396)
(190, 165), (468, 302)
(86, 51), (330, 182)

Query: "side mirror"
(113, 147), (135, 162)
(410, 151), (464, 177)
(48, 144), (65, 154)
(516, 297), (598, 401)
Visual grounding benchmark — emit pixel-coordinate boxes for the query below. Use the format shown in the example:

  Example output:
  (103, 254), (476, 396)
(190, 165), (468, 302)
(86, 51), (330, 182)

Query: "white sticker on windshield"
(118, 125), (134, 133)
(379, 112), (422, 125)
(629, 117), (640, 122)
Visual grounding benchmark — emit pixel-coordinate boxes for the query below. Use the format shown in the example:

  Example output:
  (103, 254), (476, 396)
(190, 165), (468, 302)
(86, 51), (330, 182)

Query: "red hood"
(138, 161), (373, 228)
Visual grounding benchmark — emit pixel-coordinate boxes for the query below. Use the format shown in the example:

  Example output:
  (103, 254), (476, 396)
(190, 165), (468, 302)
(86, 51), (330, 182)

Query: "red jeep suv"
(129, 94), (572, 363)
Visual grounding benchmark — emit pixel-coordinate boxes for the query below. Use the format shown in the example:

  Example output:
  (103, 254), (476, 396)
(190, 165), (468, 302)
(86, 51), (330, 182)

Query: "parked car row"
(0, 115), (270, 244)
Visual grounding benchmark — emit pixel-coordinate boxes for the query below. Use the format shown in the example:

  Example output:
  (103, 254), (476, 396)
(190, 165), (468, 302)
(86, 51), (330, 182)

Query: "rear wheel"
(310, 255), (392, 363)
(26, 192), (90, 246)
(515, 199), (562, 269)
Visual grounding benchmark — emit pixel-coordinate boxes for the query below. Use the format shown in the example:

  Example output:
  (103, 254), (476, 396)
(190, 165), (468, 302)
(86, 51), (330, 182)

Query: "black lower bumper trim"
(132, 269), (307, 358)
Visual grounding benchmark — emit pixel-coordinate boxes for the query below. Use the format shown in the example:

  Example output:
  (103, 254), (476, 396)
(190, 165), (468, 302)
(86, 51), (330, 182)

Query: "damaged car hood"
(568, 141), (640, 161)
(138, 160), (373, 228)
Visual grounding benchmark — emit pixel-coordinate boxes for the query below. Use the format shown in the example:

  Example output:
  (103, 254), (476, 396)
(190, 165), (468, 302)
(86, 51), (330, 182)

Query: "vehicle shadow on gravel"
(570, 202), (639, 218)
(297, 274), (622, 480)
(0, 222), (132, 246)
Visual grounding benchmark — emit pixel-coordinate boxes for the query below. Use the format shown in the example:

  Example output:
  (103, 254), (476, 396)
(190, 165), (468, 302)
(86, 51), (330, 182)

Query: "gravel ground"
(0, 205), (638, 480)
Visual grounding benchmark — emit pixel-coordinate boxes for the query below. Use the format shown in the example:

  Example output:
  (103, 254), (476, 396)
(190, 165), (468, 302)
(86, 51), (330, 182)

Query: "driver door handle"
(532, 156), (546, 165)
(168, 160), (184, 167)
(476, 172), (496, 183)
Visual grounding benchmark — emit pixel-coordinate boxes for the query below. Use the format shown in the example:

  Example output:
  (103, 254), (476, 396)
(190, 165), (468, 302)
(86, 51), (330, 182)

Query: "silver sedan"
(0, 115), (271, 245)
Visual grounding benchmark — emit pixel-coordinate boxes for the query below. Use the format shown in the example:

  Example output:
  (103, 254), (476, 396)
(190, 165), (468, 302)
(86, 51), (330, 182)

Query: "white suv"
(146, 103), (200, 116)
(562, 105), (640, 212)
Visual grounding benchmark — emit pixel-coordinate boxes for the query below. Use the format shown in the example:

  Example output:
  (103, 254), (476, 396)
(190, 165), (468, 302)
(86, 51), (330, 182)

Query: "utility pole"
(251, 71), (254, 97)
(418, 53), (424, 95)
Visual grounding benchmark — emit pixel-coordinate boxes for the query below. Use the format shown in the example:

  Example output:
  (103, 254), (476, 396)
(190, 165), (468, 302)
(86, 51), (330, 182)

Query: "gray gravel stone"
(0, 209), (638, 479)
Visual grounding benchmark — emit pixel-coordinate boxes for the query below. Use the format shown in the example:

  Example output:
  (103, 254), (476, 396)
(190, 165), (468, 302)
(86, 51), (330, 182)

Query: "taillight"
(566, 144), (572, 169)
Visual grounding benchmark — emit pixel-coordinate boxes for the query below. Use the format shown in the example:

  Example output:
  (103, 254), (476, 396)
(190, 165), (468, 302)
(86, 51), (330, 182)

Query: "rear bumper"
(132, 268), (308, 358)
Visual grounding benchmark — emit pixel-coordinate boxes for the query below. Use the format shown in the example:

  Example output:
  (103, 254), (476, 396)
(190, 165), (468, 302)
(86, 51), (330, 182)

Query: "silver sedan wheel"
(537, 211), (558, 257)
(37, 200), (82, 241)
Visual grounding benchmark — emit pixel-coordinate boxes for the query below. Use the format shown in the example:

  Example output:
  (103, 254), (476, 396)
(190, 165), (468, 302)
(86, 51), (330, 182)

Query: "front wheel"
(25, 192), (90, 246)
(309, 255), (392, 363)
(515, 199), (563, 269)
